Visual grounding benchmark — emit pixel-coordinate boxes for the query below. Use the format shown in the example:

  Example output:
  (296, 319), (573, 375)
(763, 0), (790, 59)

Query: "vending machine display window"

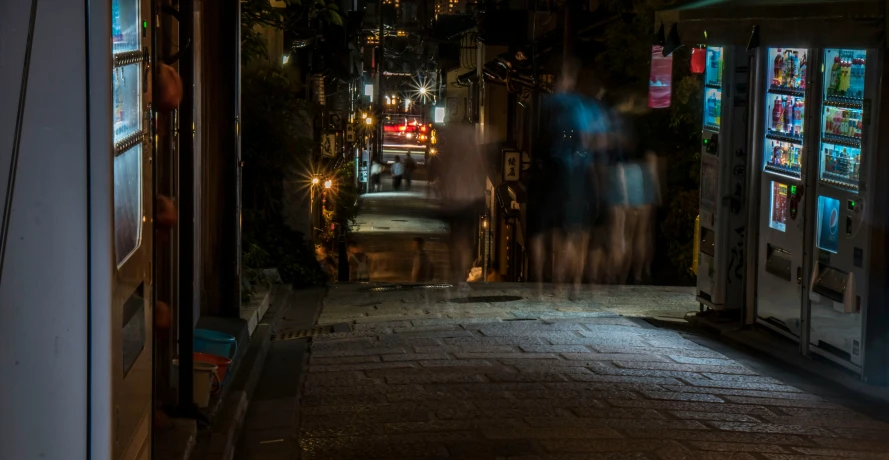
(769, 181), (789, 232)
(703, 46), (723, 131)
(763, 48), (807, 179)
(112, 0), (142, 53)
(816, 195), (841, 254)
(112, 65), (141, 141)
(114, 145), (143, 265)
(818, 49), (865, 192)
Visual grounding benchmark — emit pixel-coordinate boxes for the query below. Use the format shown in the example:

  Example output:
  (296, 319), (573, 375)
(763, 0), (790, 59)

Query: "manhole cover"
(448, 295), (523, 304)
(272, 323), (351, 341)
(363, 283), (453, 292)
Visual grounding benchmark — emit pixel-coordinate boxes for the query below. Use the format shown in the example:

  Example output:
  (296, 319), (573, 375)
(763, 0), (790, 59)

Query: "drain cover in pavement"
(448, 295), (523, 304)
(272, 323), (351, 341)
(392, 219), (408, 222)
(363, 284), (453, 292)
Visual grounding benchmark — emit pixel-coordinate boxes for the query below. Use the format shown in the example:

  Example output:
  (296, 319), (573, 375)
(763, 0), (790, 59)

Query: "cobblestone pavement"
(294, 283), (889, 459)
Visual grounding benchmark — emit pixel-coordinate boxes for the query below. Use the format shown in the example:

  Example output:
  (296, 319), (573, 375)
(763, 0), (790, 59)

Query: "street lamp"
(419, 87), (427, 95)
(365, 117), (373, 125)
(312, 177), (320, 185)
(324, 180), (333, 189)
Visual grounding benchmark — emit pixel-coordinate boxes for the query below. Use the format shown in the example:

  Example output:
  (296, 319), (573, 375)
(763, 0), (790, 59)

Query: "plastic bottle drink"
(829, 56), (842, 95)
(774, 49), (784, 86)
(793, 100), (803, 136)
(800, 53), (807, 89)
(784, 97), (794, 132)
(791, 51), (800, 88)
(774, 99), (784, 132)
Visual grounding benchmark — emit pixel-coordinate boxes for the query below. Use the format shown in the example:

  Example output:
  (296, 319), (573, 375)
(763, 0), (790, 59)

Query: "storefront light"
(434, 107), (445, 123)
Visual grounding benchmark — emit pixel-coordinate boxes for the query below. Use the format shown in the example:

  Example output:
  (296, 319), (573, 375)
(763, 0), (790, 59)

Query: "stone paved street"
(293, 283), (889, 459)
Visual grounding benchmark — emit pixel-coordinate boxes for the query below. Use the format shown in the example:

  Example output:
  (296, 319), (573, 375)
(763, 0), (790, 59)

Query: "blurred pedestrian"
(411, 237), (434, 282)
(426, 152), (440, 199)
(404, 152), (417, 191)
(347, 241), (370, 282)
(316, 245), (337, 282)
(436, 123), (486, 292)
(370, 159), (383, 192)
(529, 58), (603, 297)
(391, 155), (405, 191)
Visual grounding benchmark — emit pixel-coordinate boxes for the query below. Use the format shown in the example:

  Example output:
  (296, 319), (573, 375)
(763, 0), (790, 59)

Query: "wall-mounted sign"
(321, 133), (338, 158)
(503, 150), (520, 182)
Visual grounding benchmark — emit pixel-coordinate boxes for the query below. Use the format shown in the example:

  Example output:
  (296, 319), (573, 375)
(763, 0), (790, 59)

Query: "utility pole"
(376, 3), (385, 163)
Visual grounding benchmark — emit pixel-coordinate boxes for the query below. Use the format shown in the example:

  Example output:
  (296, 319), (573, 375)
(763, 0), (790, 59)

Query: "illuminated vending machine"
(111, 0), (154, 457)
(755, 47), (811, 339)
(696, 46), (749, 310)
(807, 48), (879, 370)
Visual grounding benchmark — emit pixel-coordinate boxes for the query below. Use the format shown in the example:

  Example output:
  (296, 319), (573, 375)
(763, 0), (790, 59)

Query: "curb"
(687, 314), (889, 406)
(190, 285), (292, 460)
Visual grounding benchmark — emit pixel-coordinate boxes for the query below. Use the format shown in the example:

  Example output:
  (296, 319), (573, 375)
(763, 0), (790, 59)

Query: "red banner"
(649, 45), (673, 109)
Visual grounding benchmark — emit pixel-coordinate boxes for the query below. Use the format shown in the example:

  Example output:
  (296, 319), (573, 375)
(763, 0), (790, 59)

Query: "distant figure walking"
(411, 237), (434, 282)
(370, 160), (383, 192)
(404, 153), (417, 191)
(347, 241), (370, 281)
(391, 155), (405, 191)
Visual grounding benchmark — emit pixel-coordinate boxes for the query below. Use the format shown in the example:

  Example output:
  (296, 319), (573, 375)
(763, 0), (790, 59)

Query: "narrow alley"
(350, 168), (452, 283)
(232, 165), (889, 460)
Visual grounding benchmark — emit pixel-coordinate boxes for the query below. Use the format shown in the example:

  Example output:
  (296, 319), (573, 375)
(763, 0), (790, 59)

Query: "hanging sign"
(503, 150), (520, 182)
(649, 45), (674, 109)
(321, 134), (338, 158)
(691, 46), (706, 74)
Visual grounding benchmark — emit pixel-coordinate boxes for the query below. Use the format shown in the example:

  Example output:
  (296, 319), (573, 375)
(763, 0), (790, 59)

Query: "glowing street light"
(419, 87), (427, 95)
(312, 177), (320, 185)
(324, 180), (333, 189)
(365, 117), (373, 125)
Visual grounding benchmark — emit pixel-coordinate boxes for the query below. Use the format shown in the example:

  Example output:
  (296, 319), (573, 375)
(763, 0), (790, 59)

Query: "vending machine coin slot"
(846, 216), (853, 235)
(765, 244), (793, 282)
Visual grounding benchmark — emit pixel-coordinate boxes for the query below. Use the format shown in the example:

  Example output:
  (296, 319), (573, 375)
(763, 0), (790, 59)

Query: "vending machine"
(696, 45), (749, 311)
(807, 48), (880, 370)
(755, 47), (811, 339)
(111, 0), (154, 457)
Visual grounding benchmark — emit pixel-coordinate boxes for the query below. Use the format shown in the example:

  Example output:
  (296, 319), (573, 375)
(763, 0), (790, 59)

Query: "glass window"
(763, 48), (807, 180)
(113, 64), (141, 141)
(114, 145), (142, 266)
(112, 0), (142, 53)
(819, 49), (865, 192)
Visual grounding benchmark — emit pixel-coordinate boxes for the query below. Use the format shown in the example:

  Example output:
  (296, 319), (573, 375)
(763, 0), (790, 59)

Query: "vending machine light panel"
(816, 195), (841, 254)
(769, 181), (789, 232)
(763, 48), (807, 179)
(818, 49), (866, 192)
(703, 46), (724, 131)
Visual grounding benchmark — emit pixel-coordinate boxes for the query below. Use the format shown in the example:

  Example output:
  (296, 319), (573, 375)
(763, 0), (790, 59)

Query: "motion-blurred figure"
(391, 155), (405, 191)
(437, 123), (486, 291)
(411, 237), (434, 282)
(529, 59), (605, 297)
(370, 159), (383, 192)
(347, 241), (370, 282)
(404, 153), (417, 191)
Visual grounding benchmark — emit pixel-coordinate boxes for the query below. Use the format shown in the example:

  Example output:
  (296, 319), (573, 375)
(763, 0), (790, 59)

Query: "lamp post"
(310, 177), (320, 240)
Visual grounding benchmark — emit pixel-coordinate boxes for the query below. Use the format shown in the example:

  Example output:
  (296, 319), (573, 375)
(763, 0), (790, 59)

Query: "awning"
(657, 0), (886, 49)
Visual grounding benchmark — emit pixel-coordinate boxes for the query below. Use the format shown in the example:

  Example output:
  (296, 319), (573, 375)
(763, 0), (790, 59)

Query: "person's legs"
(632, 205), (652, 283)
(620, 208), (640, 284)
(606, 206), (626, 284)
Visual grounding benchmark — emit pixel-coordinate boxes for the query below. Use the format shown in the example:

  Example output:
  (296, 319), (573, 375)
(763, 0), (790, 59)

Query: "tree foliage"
(241, 67), (326, 286)
(241, 0), (344, 64)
